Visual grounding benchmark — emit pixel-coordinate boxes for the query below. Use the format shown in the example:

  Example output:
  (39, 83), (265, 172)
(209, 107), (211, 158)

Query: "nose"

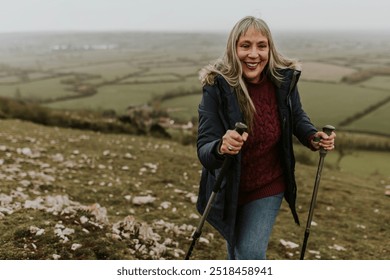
(248, 47), (259, 58)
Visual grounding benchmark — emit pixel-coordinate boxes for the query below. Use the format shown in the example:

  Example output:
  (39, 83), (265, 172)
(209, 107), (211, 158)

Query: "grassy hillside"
(0, 119), (388, 260)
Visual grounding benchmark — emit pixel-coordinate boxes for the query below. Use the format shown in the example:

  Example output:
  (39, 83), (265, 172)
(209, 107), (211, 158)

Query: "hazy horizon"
(1, 0), (389, 33)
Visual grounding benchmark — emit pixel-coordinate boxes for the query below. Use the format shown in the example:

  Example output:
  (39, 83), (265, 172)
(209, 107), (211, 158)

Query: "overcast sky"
(1, 0), (389, 33)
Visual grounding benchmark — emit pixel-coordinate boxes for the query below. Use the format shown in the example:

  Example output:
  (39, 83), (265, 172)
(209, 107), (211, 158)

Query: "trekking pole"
(185, 122), (247, 260)
(300, 125), (335, 260)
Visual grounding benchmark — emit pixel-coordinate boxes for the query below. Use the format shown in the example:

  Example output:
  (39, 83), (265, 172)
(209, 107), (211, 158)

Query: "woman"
(196, 16), (336, 260)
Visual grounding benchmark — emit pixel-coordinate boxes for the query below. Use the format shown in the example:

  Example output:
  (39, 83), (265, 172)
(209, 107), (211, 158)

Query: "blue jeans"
(227, 192), (284, 260)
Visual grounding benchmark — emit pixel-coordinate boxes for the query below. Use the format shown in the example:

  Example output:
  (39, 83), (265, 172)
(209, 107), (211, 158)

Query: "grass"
(60, 62), (140, 81)
(161, 94), (201, 122)
(0, 119), (388, 260)
(120, 74), (181, 83)
(299, 81), (390, 133)
(332, 150), (390, 176)
(146, 65), (200, 77)
(0, 77), (78, 101)
(46, 84), (153, 113)
(343, 101), (390, 135)
(270, 164), (389, 260)
(359, 75), (390, 90)
(46, 76), (201, 113)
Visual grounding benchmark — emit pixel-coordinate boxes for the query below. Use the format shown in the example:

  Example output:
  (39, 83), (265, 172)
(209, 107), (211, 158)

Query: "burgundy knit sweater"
(239, 76), (286, 206)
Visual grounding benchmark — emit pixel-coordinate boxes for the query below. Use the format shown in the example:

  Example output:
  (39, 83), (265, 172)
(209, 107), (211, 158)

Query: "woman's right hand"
(219, 129), (248, 155)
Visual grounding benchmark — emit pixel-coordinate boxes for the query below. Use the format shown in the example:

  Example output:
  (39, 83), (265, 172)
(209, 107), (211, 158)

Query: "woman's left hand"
(311, 131), (336, 151)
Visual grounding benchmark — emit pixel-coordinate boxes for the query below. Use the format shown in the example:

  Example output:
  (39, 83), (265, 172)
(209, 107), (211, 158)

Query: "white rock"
(71, 243), (82, 251)
(329, 244), (347, 251)
(280, 239), (299, 249)
(190, 196), (198, 204)
(52, 153), (64, 162)
(199, 237), (209, 244)
(62, 228), (75, 236)
(189, 214), (199, 219)
(160, 201), (171, 209)
(308, 250), (321, 255)
(20, 180), (31, 187)
(124, 153), (134, 159)
(0, 194), (12, 204)
(84, 203), (109, 224)
(139, 167), (147, 175)
(19, 147), (32, 156)
(80, 216), (89, 224)
(132, 195), (156, 205)
(30, 226), (41, 234)
(24, 197), (44, 209)
(207, 233), (214, 240)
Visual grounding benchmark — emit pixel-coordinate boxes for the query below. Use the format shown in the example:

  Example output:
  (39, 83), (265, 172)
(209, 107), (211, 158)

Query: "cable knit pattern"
(239, 76), (286, 206)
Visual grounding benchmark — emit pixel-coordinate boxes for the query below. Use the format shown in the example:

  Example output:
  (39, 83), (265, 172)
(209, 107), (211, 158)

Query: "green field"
(46, 76), (201, 113)
(334, 150), (390, 176)
(343, 101), (390, 134)
(161, 94), (201, 121)
(58, 61), (140, 81)
(298, 81), (390, 132)
(0, 77), (77, 101)
(293, 144), (390, 176)
(359, 75), (390, 90)
(1, 31), (389, 136)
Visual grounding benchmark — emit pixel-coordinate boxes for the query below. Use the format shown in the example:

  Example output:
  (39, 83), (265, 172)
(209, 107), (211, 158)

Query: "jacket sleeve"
(197, 85), (226, 170)
(290, 86), (318, 148)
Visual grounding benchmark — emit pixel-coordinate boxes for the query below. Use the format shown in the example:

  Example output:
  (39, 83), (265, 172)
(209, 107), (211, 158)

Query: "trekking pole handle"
(318, 125), (335, 155)
(234, 122), (248, 136)
(313, 125), (336, 142)
(323, 125), (335, 136)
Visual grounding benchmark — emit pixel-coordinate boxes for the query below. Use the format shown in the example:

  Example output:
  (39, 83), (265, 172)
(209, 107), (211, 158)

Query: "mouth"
(245, 62), (260, 69)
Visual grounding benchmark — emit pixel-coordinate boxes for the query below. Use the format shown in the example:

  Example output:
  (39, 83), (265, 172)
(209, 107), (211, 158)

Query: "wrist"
(308, 133), (319, 151)
(216, 140), (224, 155)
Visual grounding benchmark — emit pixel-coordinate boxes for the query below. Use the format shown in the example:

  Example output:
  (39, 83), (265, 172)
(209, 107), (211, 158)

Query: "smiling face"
(236, 26), (269, 84)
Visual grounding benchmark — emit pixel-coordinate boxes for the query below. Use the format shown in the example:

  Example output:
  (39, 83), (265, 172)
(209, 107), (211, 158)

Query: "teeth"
(246, 63), (258, 67)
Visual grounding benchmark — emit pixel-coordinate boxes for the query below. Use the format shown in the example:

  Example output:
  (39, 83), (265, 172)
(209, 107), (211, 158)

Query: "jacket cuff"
(308, 133), (318, 151)
(213, 139), (225, 159)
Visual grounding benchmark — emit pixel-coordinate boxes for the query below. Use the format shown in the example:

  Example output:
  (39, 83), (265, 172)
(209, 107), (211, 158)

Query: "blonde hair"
(199, 16), (300, 131)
